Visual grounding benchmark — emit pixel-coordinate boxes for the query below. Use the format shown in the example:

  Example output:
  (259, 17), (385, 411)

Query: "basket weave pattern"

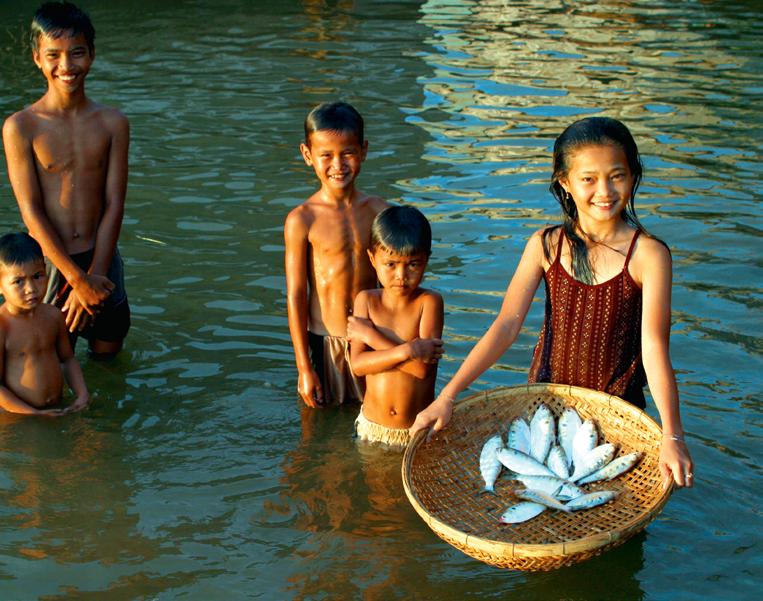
(402, 383), (672, 571)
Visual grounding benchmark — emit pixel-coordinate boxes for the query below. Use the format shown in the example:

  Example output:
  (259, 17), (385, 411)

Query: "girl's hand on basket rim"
(409, 392), (454, 441)
(659, 434), (694, 489)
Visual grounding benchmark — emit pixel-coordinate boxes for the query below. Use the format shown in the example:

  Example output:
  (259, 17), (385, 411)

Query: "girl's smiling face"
(560, 144), (635, 225)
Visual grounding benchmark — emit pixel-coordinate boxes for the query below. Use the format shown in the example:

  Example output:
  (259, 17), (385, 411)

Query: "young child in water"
(3, 2), (130, 357)
(348, 206), (443, 447)
(410, 117), (694, 488)
(0, 233), (88, 415)
(285, 102), (388, 407)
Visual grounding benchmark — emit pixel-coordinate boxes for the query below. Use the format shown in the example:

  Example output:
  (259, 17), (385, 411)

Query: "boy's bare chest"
(32, 120), (110, 175)
(4, 317), (56, 359)
(368, 301), (421, 343)
(309, 215), (373, 257)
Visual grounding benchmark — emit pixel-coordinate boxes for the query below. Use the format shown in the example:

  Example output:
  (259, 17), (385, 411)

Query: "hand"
(36, 407), (66, 417)
(408, 392), (454, 440)
(72, 274), (115, 315)
(659, 436), (694, 489)
(298, 368), (324, 408)
(66, 395), (90, 413)
(62, 292), (93, 333)
(408, 337), (444, 364)
(346, 316), (375, 345)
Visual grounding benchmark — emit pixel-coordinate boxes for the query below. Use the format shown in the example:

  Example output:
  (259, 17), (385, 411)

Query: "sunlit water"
(0, 1), (760, 599)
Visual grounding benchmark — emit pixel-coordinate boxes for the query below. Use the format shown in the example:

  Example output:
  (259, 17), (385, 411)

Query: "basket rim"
(402, 382), (673, 558)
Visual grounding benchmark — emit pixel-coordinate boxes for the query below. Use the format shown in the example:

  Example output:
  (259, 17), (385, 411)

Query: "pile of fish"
(478, 404), (642, 524)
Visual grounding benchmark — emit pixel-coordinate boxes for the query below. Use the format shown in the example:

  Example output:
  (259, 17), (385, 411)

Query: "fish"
(577, 452), (643, 485)
(565, 490), (618, 511)
(511, 474), (584, 501)
(571, 443), (617, 482)
(479, 434), (504, 494)
(497, 448), (556, 476)
(507, 417), (531, 455)
(558, 408), (582, 468)
(515, 487), (572, 513)
(498, 501), (547, 524)
(529, 403), (555, 464)
(546, 444), (570, 480)
(496, 447), (557, 477)
(572, 419), (598, 470)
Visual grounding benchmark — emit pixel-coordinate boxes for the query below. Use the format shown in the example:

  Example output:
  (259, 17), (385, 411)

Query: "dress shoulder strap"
(623, 229), (641, 269)
(554, 227), (565, 264)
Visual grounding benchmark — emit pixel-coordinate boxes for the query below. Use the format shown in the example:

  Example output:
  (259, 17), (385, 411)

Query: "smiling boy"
(347, 206), (443, 447)
(2, 2), (130, 357)
(285, 102), (388, 407)
(0, 233), (88, 415)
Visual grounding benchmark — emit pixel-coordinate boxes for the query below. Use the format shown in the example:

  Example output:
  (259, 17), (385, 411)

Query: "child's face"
(368, 247), (428, 297)
(560, 144), (634, 224)
(33, 32), (94, 94)
(300, 130), (368, 194)
(0, 260), (47, 314)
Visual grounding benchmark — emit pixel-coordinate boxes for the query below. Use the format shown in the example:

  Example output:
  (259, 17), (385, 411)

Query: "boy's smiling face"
(0, 260), (48, 314)
(33, 31), (94, 94)
(300, 129), (368, 196)
(368, 247), (428, 297)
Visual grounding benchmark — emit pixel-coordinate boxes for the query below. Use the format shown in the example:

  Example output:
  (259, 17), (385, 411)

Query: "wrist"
(662, 433), (685, 442)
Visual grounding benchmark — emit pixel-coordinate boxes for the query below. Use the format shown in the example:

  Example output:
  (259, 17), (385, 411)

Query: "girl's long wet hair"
(544, 117), (647, 284)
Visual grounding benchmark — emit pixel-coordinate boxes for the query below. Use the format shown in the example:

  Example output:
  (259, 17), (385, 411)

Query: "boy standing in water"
(285, 102), (388, 407)
(348, 206), (443, 447)
(0, 233), (88, 415)
(3, 2), (130, 357)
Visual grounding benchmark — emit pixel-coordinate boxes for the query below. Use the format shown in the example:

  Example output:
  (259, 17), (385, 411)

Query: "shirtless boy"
(285, 101), (388, 407)
(0, 233), (88, 415)
(347, 206), (444, 447)
(2, 2), (130, 357)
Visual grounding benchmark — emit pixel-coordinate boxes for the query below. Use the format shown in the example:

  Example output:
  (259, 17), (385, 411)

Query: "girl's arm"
(409, 230), (546, 437)
(639, 239), (693, 488)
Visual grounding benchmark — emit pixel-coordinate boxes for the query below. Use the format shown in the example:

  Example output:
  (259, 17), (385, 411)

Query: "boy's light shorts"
(354, 409), (411, 448)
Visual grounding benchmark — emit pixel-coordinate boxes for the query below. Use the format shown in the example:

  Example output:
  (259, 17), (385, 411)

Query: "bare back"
(0, 304), (66, 408)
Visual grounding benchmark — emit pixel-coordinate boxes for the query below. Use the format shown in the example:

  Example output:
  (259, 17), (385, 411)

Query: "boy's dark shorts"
(308, 331), (364, 405)
(44, 247), (131, 342)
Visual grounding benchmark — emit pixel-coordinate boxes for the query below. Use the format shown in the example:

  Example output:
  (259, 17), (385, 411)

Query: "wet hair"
(544, 117), (648, 284)
(304, 102), (364, 146)
(31, 2), (95, 54)
(0, 233), (44, 268)
(371, 205), (432, 257)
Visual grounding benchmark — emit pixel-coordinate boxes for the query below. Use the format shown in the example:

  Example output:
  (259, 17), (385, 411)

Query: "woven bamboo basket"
(402, 383), (673, 571)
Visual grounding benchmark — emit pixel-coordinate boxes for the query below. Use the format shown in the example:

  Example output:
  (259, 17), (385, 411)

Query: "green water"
(0, 1), (760, 599)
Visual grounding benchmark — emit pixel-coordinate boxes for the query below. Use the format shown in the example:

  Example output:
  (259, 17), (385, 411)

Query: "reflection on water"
(0, 0), (760, 599)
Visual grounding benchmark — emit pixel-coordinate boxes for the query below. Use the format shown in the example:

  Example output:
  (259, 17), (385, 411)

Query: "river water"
(0, 1), (760, 599)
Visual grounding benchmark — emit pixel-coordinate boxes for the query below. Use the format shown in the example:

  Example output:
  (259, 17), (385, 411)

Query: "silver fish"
(496, 447), (557, 477)
(558, 408), (582, 468)
(499, 501), (547, 524)
(572, 419), (598, 470)
(511, 474), (584, 501)
(565, 490), (618, 511)
(479, 434), (504, 494)
(507, 417), (531, 455)
(577, 452), (643, 485)
(529, 403), (555, 464)
(571, 443), (617, 482)
(515, 487), (572, 513)
(546, 444), (570, 480)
